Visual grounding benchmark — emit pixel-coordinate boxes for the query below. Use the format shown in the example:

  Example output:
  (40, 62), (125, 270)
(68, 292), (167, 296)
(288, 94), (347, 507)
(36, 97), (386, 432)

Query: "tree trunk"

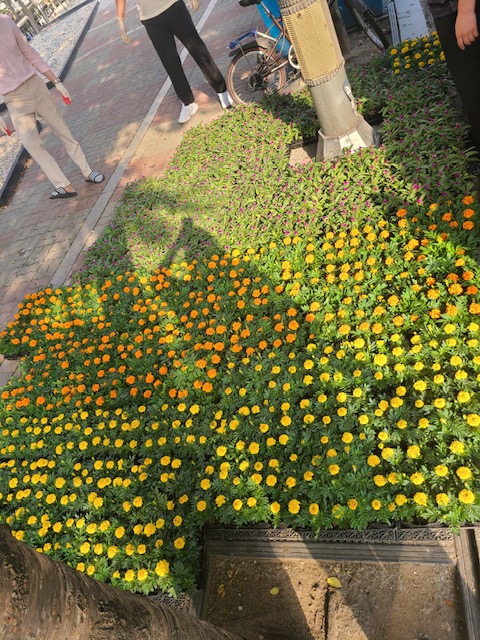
(0, 526), (244, 640)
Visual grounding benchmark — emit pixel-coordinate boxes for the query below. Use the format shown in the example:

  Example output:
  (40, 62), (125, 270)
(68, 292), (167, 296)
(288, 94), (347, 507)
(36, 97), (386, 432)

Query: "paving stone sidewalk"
(0, 0), (258, 385)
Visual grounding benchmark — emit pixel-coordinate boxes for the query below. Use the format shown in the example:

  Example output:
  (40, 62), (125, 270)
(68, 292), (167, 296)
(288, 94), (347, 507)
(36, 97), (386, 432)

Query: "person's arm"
(9, 18), (72, 102)
(456, 0), (478, 49)
(11, 17), (50, 76)
(115, 0), (131, 43)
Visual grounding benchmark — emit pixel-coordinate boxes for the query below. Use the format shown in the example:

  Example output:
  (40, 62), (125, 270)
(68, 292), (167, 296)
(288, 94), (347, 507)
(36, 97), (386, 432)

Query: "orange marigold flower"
(467, 286), (479, 295)
(448, 283), (463, 295)
(463, 208), (475, 218)
(463, 195), (474, 205)
(469, 302), (480, 314)
(445, 304), (458, 316)
(463, 221), (474, 230)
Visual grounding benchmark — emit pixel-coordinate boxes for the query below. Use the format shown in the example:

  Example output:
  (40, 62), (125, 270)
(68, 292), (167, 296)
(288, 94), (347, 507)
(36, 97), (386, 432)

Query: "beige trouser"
(4, 75), (91, 189)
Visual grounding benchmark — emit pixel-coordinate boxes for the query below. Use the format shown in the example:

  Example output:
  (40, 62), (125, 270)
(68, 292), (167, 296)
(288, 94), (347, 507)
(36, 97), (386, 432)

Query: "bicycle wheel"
(347, 0), (390, 51)
(226, 43), (287, 105)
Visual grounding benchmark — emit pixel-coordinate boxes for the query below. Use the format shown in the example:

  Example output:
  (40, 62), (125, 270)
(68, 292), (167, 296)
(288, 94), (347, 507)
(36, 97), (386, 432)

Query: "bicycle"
(226, 0), (390, 105)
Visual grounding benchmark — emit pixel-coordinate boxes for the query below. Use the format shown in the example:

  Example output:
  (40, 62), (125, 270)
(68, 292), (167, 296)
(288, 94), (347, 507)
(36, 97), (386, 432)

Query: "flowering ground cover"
(0, 33), (479, 596)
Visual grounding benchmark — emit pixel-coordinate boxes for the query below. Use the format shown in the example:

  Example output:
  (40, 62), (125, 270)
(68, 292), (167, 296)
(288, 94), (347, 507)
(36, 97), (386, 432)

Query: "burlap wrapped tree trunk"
(0, 525), (243, 640)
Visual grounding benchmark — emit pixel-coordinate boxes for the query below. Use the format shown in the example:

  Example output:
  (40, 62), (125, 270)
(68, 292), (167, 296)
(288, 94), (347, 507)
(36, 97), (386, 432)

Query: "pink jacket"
(0, 14), (51, 95)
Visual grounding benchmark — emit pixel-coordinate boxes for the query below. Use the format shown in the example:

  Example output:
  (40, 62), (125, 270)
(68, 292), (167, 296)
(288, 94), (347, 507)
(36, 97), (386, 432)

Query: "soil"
(201, 556), (465, 640)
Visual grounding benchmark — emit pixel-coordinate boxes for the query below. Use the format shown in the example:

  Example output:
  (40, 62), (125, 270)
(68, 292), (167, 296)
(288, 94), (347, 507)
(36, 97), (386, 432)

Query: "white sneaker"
(178, 102), (198, 124)
(217, 90), (233, 109)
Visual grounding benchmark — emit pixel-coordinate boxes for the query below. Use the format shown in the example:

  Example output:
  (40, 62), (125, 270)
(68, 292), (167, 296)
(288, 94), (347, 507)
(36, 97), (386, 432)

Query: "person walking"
(427, 0), (480, 149)
(115, 0), (232, 124)
(0, 14), (104, 200)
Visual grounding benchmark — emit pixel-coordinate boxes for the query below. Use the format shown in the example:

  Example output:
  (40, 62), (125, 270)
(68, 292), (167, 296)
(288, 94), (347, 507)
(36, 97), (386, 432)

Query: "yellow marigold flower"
(367, 455), (381, 467)
(413, 492), (428, 506)
(436, 493), (449, 506)
(413, 380), (427, 391)
(216, 445), (227, 456)
(288, 499), (300, 514)
(107, 546), (118, 559)
(347, 499), (358, 510)
(233, 499), (243, 511)
(197, 500), (207, 512)
(215, 495), (226, 507)
(457, 391), (471, 403)
(174, 537), (185, 549)
(388, 472), (400, 484)
(144, 523), (156, 536)
(374, 475), (386, 486)
(458, 489), (475, 504)
(466, 413), (480, 427)
(407, 445), (421, 459)
(309, 503), (319, 515)
(286, 476), (297, 488)
(371, 499), (382, 511)
(395, 494), (408, 506)
(435, 464), (448, 477)
(374, 354), (388, 366)
(155, 560), (170, 577)
(328, 464), (340, 475)
(456, 466), (472, 480)
(248, 442), (260, 454)
(115, 526), (125, 539)
(80, 542), (91, 555)
(450, 440), (465, 454)
(271, 502), (281, 514)
(132, 496), (143, 508)
(410, 472), (424, 485)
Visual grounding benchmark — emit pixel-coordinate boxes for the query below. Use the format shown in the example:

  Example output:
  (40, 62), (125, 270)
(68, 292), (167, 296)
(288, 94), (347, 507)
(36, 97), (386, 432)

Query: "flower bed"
(0, 33), (479, 596)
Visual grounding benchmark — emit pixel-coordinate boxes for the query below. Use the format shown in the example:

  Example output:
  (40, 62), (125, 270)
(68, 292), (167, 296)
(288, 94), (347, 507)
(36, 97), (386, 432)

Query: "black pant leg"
(433, 8), (480, 147)
(142, 4), (195, 105)
(170, 1), (227, 94)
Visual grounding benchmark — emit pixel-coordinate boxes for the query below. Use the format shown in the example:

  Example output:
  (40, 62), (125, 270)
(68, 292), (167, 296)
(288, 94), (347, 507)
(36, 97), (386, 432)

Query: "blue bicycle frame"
(228, 0), (291, 57)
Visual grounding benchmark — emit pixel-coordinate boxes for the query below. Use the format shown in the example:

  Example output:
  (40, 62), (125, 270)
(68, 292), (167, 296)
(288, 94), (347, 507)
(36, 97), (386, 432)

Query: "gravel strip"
(0, 0), (98, 193)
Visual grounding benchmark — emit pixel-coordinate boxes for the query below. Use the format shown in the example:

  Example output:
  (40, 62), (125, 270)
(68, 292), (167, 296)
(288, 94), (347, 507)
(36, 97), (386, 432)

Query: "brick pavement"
(0, 0), (258, 385)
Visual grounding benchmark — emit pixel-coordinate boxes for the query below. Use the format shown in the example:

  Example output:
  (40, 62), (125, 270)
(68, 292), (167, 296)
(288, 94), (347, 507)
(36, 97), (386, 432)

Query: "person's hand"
(117, 17), (131, 43)
(455, 10), (478, 49)
(0, 114), (13, 136)
(188, 0), (201, 12)
(55, 81), (72, 104)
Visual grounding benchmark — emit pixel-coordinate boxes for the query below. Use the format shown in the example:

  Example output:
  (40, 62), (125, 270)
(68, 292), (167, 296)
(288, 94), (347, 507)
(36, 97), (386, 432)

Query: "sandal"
(85, 171), (104, 183)
(49, 187), (77, 200)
